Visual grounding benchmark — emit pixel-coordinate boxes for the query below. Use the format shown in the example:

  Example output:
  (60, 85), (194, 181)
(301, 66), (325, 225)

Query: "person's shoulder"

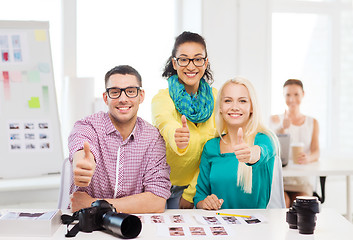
(136, 117), (161, 137)
(211, 87), (218, 95)
(151, 88), (173, 105)
(307, 115), (318, 122)
(204, 137), (220, 148)
(75, 111), (107, 126)
(152, 88), (169, 98)
(255, 132), (272, 142)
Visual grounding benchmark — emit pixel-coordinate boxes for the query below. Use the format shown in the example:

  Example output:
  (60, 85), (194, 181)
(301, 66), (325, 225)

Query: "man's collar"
(104, 112), (140, 141)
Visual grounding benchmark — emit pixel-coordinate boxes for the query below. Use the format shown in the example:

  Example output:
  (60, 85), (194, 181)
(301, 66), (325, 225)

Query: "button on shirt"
(68, 111), (171, 200)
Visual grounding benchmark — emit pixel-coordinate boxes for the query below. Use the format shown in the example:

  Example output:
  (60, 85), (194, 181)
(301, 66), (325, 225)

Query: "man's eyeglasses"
(106, 87), (141, 99)
(173, 57), (207, 67)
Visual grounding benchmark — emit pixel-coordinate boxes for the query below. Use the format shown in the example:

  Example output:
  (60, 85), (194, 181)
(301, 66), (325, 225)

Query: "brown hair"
(283, 79), (304, 91)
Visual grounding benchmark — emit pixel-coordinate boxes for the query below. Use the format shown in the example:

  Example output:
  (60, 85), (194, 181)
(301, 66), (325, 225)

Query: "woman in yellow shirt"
(151, 31), (217, 209)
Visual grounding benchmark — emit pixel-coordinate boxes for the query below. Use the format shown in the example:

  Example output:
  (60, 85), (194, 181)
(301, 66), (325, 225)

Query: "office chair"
(267, 154), (286, 209)
(313, 176), (326, 204)
(57, 158), (72, 209)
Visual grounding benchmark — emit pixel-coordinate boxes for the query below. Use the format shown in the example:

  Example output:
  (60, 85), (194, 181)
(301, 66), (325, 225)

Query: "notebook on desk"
(277, 134), (290, 167)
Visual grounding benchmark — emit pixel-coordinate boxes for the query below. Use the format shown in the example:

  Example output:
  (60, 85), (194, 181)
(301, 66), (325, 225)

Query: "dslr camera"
(79, 199), (142, 238)
(286, 196), (320, 234)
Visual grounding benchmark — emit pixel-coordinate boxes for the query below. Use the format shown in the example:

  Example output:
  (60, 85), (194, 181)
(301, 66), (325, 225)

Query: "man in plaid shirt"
(68, 65), (171, 213)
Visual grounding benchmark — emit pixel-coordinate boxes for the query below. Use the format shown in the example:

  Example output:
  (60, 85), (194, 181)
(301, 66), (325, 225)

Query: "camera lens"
(294, 196), (320, 234)
(286, 206), (298, 229)
(102, 212), (142, 239)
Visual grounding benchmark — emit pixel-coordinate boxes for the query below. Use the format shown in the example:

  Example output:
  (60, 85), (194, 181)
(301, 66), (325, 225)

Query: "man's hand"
(179, 196), (194, 209)
(73, 142), (96, 187)
(70, 191), (97, 212)
(174, 115), (190, 149)
(197, 194), (224, 210)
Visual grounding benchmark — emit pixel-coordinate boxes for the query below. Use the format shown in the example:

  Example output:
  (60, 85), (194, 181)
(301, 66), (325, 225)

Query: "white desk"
(0, 208), (352, 240)
(282, 158), (353, 222)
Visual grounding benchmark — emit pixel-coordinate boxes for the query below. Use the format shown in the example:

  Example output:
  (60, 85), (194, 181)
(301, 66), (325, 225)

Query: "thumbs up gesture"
(233, 128), (260, 164)
(174, 115), (190, 149)
(282, 110), (291, 130)
(73, 142), (96, 187)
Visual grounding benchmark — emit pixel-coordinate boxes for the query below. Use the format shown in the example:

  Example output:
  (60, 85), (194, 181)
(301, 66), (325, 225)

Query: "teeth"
(186, 73), (197, 77)
(118, 107), (130, 110)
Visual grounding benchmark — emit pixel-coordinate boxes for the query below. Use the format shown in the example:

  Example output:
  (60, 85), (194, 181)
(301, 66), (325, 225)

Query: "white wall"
(202, 0), (272, 120)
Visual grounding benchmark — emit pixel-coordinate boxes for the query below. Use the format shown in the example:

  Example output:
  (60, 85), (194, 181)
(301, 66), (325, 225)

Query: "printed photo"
(25, 144), (35, 149)
(189, 227), (206, 236)
(38, 122), (48, 129)
(40, 143), (50, 149)
(39, 133), (48, 139)
(10, 134), (20, 140)
(25, 133), (35, 140)
(244, 216), (261, 224)
(170, 214), (185, 223)
(210, 226), (228, 236)
(9, 123), (20, 129)
(151, 215), (165, 223)
(203, 216), (221, 225)
(222, 216), (241, 224)
(24, 123), (34, 129)
(168, 227), (184, 236)
(10, 144), (21, 150)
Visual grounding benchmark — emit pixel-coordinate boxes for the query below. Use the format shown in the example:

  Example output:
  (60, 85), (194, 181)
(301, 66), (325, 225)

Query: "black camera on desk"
(79, 200), (141, 238)
(286, 196), (320, 234)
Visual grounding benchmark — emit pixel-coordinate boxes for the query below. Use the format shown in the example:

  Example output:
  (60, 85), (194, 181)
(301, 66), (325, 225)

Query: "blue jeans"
(166, 185), (188, 209)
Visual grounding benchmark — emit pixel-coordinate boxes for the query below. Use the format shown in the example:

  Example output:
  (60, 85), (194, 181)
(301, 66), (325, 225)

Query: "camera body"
(78, 199), (142, 238)
(79, 200), (115, 232)
(286, 196), (320, 234)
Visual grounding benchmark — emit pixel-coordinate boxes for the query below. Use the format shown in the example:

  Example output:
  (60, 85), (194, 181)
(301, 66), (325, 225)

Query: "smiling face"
(220, 83), (252, 128)
(103, 73), (144, 130)
(283, 84), (304, 111)
(172, 42), (208, 94)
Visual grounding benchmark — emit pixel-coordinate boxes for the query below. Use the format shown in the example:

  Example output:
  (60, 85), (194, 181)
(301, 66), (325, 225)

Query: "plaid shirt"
(68, 111), (171, 200)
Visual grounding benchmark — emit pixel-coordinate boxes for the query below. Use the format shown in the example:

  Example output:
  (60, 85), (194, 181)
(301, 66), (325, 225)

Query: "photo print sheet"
(194, 214), (266, 225)
(157, 225), (234, 238)
(136, 214), (193, 224)
(7, 119), (52, 152)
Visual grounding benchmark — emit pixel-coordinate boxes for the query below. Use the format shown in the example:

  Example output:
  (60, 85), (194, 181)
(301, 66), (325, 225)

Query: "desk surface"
(282, 158), (353, 177)
(0, 208), (352, 240)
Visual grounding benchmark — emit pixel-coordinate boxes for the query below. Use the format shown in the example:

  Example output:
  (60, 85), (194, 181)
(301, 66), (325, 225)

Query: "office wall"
(202, 0), (272, 120)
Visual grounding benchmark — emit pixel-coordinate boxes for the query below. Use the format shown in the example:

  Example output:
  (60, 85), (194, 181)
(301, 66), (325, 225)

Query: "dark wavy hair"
(283, 79), (304, 91)
(105, 65), (142, 88)
(162, 31), (214, 85)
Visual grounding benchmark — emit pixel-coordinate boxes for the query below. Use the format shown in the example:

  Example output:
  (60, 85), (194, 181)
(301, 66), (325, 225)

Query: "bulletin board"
(0, 21), (63, 179)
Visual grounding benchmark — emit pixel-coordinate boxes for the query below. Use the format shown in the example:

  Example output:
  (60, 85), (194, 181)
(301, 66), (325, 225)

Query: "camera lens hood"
(294, 196), (320, 214)
(102, 212), (142, 239)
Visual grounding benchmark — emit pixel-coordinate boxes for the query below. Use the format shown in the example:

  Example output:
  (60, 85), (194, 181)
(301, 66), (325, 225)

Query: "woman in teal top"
(194, 77), (278, 210)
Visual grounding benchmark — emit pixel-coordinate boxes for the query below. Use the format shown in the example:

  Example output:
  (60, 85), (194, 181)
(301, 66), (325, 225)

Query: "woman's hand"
(197, 194), (223, 210)
(282, 110), (291, 130)
(296, 152), (310, 164)
(174, 115), (190, 149)
(233, 128), (260, 164)
(179, 196), (194, 209)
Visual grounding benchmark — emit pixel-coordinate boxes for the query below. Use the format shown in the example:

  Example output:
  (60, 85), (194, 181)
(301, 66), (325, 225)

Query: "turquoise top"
(194, 133), (275, 209)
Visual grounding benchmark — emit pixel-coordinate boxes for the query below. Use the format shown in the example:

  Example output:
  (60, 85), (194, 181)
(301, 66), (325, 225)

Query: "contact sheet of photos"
(8, 120), (52, 152)
(137, 213), (266, 237)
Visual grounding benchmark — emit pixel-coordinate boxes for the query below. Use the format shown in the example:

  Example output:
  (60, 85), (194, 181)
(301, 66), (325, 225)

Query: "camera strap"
(61, 211), (80, 238)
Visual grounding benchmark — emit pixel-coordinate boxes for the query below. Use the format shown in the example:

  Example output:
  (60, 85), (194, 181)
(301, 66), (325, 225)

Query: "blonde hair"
(215, 77), (278, 193)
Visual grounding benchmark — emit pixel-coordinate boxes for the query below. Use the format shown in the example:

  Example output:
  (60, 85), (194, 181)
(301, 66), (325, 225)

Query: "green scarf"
(168, 74), (214, 123)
